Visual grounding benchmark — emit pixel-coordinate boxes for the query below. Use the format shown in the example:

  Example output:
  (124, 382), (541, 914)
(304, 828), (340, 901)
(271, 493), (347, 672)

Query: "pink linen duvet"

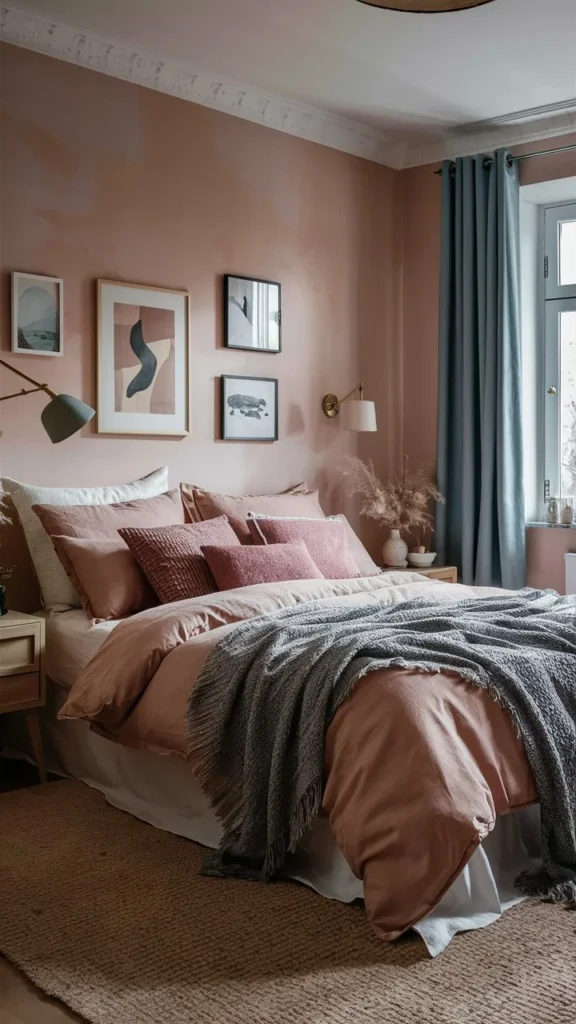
(59, 573), (537, 941)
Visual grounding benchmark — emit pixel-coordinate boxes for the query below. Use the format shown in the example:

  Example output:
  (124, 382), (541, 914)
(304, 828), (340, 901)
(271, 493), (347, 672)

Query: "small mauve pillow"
(119, 517), (240, 604)
(201, 540), (324, 591)
(51, 535), (156, 622)
(247, 516), (361, 580)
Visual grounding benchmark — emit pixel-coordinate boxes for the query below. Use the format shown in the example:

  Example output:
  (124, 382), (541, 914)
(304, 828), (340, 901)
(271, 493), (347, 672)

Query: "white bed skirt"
(4, 683), (542, 957)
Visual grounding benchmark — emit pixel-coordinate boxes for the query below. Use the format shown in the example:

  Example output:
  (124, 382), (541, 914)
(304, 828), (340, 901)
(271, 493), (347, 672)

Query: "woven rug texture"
(1, 780), (575, 1024)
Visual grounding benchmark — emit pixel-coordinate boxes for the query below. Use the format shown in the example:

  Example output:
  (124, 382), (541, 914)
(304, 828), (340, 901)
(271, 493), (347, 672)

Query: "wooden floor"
(0, 757), (86, 1024)
(0, 958), (84, 1024)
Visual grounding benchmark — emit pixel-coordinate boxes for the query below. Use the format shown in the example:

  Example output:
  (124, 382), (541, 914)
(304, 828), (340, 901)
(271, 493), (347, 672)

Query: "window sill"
(527, 521), (576, 529)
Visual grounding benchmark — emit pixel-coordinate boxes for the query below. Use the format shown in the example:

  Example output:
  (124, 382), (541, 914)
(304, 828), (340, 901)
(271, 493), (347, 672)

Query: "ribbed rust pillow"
(119, 516), (240, 604)
(201, 540), (324, 591)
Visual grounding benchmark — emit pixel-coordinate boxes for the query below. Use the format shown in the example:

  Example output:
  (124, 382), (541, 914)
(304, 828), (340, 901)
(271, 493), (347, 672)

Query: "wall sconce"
(0, 357), (95, 443)
(322, 382), (377, 432)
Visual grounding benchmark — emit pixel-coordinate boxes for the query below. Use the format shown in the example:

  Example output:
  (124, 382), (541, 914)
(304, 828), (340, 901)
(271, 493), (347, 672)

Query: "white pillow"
(3, 467), (169, 610)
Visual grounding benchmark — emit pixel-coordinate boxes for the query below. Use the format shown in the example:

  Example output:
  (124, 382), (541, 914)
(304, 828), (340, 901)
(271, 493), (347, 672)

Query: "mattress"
(18, 608), (540, 956)
(42, 609), (119, 688)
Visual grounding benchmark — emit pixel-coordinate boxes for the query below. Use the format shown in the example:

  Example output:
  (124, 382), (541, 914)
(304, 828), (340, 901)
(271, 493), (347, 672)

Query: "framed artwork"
(11, 272), (63, 356)
(224, 274), (281, 352)
(221, 375), (278, 442)
(97, 280), (189, 436)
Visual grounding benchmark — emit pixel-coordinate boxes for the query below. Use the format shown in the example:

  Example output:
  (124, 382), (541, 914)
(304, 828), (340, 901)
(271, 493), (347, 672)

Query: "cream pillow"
(3, 467), (169, 610)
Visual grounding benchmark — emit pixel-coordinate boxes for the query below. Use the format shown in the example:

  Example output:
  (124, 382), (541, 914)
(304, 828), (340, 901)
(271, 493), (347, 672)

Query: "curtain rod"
(433, 142), (576, 175)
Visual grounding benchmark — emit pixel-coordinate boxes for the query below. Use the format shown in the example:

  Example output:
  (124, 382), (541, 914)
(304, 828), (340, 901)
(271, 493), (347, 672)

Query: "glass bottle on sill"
(546, 497), (560, 524)
(561, 498), (574, 526)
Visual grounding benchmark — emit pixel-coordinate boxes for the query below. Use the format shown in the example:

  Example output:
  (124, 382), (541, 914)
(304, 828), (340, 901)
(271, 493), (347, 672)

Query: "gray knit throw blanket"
(187, 588), (576, 904)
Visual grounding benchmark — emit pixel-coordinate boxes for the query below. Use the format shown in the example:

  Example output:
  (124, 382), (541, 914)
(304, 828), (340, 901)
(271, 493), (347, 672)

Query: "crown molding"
(403, 99), (576, 168)
(2, 1), (575, 171)
(0, 1), (405, 169)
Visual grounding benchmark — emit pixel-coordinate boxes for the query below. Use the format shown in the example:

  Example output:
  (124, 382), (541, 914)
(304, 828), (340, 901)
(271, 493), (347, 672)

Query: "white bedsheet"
(18, 609), (541, 957)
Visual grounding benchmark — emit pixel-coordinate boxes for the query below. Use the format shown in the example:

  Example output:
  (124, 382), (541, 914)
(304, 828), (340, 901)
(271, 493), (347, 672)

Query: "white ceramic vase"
(382, 528), (408, 568)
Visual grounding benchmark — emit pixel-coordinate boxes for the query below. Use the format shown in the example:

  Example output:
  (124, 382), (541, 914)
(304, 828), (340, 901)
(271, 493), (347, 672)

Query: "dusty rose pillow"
(201, 540), (324, 591)
(329, 515), (380, 577)
(51, 535), (156, 622)
(119, 517), (240, 604)
(247, 516), (361, 580)
(33, 488), (185, 540)
(180, 483), (325, 542)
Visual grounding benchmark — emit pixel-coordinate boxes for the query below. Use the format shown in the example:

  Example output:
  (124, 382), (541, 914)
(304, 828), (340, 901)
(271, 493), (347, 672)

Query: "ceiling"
(2, 0), (576, 167)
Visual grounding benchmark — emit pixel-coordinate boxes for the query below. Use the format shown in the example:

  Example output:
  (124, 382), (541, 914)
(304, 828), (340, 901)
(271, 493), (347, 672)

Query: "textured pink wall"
(400, 135), (576, 588)
(0, 44), (401, 529)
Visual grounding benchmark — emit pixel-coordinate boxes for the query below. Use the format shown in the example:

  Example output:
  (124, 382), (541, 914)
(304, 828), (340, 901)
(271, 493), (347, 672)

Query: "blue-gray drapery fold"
(436, 149), (525, 589)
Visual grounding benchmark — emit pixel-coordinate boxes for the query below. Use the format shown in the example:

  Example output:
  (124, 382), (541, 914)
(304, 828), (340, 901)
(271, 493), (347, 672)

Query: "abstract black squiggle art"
(126, 319), (157, 398)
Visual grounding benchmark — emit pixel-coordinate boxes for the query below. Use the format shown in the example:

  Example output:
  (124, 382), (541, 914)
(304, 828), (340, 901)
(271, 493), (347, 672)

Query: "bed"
(2, 584), (540, 959)
(0, 472), (546, 957)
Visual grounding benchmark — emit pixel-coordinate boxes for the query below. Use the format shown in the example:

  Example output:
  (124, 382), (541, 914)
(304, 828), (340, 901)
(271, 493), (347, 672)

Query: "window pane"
(559, 220), (576, 286)
(560, 311), (576, 496)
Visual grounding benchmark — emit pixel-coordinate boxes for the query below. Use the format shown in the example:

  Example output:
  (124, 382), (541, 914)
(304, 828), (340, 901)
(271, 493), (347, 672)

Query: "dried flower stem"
(340, 456), (445, 534)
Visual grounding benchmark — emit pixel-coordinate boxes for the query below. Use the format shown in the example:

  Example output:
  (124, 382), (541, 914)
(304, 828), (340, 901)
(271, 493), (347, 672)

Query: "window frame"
(541, 202), (576, 503)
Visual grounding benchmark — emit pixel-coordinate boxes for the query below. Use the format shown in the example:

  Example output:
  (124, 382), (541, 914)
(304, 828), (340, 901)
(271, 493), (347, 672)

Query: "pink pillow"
(119, 517), (240, 604)
(33, 488), (185, 540)
(51, 535), (156, 622)
(201, 540), (324, 591)
(329, 515), (380, 577)
(247, 516), (361, 580)
(180, 483), (325, 543)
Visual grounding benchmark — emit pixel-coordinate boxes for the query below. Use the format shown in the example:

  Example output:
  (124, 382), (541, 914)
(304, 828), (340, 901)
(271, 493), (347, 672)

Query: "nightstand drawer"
(0, 624), (40, 676)
(0, 672), (41, 709)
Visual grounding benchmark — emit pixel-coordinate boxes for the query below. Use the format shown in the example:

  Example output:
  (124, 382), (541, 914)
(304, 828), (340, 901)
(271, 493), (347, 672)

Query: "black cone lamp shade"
(357, 1), (495, 10)
(41, 393), (95, 443)
(0, 358), (95, 443)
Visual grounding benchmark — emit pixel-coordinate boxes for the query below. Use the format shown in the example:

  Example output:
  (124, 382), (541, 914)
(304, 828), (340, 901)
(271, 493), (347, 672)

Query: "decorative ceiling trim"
(1, 1), (575, 171)
(403, 100), (576, 167)
(0, 1), (405, 169)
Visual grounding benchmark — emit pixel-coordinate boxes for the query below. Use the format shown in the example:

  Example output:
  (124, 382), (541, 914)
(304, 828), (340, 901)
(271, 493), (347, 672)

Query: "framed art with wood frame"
(224, 274), (281, 352)
(12, 272), (63, 356)
(221, 375), (278, 442)
(97, 279), (189, 436)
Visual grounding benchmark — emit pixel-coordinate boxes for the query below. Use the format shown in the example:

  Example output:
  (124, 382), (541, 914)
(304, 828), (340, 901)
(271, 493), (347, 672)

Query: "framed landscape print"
(97, 280), (189, 436)
(224, 275), (281, 352)
(12, 272), (63, 356)
(221, 375), (278, 442)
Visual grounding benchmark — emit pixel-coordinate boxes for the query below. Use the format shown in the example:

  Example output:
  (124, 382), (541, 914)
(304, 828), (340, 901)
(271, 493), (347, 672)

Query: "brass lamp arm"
(0, 357), (58, 401)
(322, 382), (364, 418)
(337, 382), (364, 404)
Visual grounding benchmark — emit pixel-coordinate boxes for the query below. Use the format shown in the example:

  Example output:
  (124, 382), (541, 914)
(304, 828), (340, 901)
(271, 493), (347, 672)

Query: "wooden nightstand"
(382, 565), (458, 583)
(0, 611), (46, 783)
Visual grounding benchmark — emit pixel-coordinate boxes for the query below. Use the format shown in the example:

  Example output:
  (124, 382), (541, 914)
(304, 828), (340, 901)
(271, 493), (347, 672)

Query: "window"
(543, 204), (576, 501)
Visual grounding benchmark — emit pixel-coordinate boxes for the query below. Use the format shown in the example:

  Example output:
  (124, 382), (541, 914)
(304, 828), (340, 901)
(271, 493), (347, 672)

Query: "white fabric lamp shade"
(340, 399), (377, 432)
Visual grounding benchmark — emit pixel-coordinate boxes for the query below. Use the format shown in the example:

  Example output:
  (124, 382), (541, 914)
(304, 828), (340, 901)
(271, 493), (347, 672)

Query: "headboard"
(0, 492), (42, 613)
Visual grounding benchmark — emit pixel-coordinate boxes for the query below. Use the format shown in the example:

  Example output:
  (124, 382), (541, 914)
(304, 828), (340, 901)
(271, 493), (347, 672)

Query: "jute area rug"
(1, 781), (575, 1024)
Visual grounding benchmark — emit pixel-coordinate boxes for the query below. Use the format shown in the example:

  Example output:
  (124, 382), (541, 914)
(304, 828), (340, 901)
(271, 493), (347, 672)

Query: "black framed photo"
(224, 274), (281, 352)
(221, 375), (278, 442)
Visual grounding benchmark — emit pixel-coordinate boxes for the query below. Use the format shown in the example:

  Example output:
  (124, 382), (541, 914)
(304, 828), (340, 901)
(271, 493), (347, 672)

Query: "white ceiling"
(3, 0), (576, 166)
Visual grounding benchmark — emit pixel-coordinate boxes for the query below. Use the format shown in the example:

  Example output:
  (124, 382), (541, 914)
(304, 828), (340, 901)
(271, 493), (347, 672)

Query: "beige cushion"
(180, 483), (324, 544)
(3, 467), (169, 610)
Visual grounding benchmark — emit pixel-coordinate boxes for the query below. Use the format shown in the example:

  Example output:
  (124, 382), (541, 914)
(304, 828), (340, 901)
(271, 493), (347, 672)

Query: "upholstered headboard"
(0, 492), (42, 613)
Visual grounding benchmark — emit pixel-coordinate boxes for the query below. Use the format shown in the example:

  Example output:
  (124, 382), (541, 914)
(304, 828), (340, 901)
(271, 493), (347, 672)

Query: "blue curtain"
(436, 148), (525, 589)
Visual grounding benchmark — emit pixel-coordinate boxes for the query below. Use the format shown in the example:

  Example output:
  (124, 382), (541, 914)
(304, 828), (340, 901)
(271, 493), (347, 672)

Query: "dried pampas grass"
(340, 456), (444, 533)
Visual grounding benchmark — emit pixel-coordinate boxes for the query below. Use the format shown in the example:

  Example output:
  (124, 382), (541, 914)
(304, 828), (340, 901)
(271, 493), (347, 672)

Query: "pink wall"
(400, 135), (576, 590)
(0, 44), (402, 534)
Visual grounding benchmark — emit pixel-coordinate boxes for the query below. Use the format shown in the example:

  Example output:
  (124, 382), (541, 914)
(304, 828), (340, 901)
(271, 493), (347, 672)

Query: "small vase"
(382, 529), (408, 568)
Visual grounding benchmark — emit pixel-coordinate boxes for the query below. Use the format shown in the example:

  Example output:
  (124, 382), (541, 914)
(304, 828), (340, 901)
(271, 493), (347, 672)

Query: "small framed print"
(12, 272), (63, 356)
(224, 274), (281, 352)
(221, 375), (278, 442)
